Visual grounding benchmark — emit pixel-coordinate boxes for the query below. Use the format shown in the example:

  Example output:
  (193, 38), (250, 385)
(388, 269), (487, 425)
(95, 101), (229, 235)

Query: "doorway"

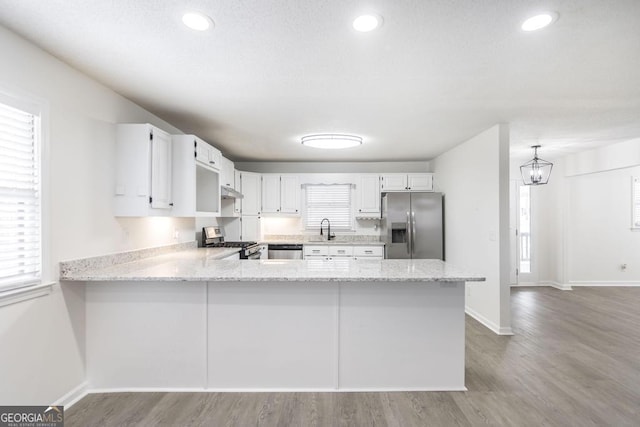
(510, 180), (534, 285)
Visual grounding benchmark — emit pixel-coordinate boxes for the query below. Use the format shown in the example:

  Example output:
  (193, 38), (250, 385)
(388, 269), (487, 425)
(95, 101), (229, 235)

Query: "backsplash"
(264, 234), (382, 243)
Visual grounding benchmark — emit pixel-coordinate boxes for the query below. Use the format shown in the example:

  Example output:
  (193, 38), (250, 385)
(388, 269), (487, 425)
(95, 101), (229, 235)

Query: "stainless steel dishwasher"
(267, 244), (303, 259)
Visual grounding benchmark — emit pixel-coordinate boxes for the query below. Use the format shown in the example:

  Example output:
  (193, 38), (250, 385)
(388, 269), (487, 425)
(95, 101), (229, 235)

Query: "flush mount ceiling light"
(182, 12), (213, 31)
(301, 134), (363, 150)
(353, 14), (382, 32)
(521, 12), (558, 31)
(520, 145), (553, 185)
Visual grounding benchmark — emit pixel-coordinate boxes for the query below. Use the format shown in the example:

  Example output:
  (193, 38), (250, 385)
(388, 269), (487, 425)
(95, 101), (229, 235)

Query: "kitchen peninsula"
(60, 244), (484, 392)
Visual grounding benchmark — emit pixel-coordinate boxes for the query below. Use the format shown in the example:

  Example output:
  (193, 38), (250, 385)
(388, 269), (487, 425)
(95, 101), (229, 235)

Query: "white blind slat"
(0, 100), (41, 293)
(305, 184), (353, 230)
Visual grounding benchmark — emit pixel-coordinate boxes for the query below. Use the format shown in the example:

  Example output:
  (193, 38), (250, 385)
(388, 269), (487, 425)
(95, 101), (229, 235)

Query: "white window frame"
(0, 87), (51, 306)
(632, 176), (640, 230)
(303, 184), (354, 232)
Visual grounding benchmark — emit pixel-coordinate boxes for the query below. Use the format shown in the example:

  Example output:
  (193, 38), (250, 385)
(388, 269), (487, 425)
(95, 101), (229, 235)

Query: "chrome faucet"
(320, 218), (334, 240)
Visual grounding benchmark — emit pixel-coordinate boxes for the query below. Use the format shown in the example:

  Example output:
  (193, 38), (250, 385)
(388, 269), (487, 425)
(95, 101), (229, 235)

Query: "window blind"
(0, 101), (41, 292)
(633, 177), (640, 228)
(305, 184), (352, 230)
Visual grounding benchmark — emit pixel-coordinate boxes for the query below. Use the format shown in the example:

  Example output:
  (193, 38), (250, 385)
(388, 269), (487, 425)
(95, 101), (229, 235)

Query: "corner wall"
(433, 125), (512, 334)
(0, 25), (195, 405)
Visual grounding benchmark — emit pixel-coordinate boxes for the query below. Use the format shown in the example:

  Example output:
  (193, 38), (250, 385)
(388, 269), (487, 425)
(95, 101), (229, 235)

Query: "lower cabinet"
(303, 245), (383, 260)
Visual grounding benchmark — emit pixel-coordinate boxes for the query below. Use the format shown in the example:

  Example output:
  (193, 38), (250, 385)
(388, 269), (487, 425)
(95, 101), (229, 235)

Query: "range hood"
(220, 185), (243, 199)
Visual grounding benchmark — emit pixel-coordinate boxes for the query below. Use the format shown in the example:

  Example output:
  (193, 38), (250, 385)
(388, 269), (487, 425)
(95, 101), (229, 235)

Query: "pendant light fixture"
(520, 145), (553, 185)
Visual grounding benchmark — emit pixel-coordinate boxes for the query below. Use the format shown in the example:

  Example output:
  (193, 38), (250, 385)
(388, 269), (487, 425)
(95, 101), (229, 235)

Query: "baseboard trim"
(465, 306), (514, 336)
(54, 381), (88, 409)
(540, 281), (573, 290)
(87, 386), (467, 393)
(568, 281), (640, 287)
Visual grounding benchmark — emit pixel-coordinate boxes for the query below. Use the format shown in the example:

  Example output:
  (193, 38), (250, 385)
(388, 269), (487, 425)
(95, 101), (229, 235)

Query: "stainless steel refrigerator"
(381, 192), (444, 259)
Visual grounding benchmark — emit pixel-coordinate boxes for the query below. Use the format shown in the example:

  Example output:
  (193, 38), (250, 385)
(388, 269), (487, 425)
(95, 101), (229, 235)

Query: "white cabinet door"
(353, 246), (384, 259)
(150, 128), (173, 209)
(280, 175), (300, 214)
(240, 172), (261, 215)
(381, 173), (434, 192)
(220, 156), (235, 188)
(381, 174), (407, 191)
(234, 170), (242, 215)
(261, 174), (281, 213)
(356, 174), (380, 214)
(328, 246), (353, 257)
(241, 215), (261, 241)
(303, 246), (329, 258)
(195, 139), (221, 171)
(114, 123), (174, 216)
(407, 173), (433, 191)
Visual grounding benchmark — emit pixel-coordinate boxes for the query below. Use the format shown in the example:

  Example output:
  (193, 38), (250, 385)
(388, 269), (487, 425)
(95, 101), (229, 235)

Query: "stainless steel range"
(202, 227), (261, 259)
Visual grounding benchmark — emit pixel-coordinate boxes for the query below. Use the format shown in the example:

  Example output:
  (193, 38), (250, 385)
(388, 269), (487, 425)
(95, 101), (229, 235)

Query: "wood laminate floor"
(66, 287), (640, 426)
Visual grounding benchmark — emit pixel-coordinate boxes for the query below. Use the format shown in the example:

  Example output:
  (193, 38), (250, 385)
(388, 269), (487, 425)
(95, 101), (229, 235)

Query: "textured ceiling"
(0, 0), (639, 161)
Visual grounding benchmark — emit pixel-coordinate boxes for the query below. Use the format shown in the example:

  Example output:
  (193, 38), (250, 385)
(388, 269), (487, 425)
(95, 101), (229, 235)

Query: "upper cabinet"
(195, 139), (221, 170)
(171, 135), (220, 217)
(380, 173), (433, 192)
(220, 156), (235, 188)
(261, 174), (300, 214)
(239, 171), (261, 215)
(114, 123), (173, 216)
(356, 174), (381, 215)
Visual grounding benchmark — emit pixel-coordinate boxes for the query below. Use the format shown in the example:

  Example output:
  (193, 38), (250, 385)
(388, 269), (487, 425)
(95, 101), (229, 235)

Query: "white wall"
(0, 25), (196, 404)
(529, 139), (640, 287)
(433, 124), (511, 334)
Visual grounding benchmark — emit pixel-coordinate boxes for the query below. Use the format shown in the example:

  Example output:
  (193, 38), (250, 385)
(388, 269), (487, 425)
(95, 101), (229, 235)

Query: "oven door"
(245, 250), (262, 260)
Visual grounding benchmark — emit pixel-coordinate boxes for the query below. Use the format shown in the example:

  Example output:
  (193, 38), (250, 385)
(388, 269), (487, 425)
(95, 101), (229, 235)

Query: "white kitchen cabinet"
(195, 139), (221, 171)
(220, 156), (235, 188)
(280, 175), (300, 214)
(239, 172), (261, 215)
(261, 174), (300, 214)
(356, 174), (381, 215)
(380, 173), (433, 192)
(304, 246), (329, 259)
(234, 170), (242, 215)
(407, 173), (433, 191)
(171, 135), (220, 216)
(114, 123), (173, 216)
(303, 245), (383, 260)
(329, 246), (353, 257)
(261, 174), (281, 213)
(352, 246), (384, 260)
(241, 215), (261, 241)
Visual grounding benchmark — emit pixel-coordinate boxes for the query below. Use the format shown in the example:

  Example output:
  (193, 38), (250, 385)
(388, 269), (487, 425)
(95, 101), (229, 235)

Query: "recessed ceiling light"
(301, 134), (363, 150)
(521, 12), (558, 32)
(182, 12), (213, 31)
(353, 14), (382, 32)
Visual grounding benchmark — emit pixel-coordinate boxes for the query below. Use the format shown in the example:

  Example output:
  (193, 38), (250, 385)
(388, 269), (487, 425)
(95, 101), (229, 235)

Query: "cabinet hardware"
(149, 197), (152, 203)
(169, 203), (174, 206)
(209, 160), (215, 164)
(149, 132), (153, 141)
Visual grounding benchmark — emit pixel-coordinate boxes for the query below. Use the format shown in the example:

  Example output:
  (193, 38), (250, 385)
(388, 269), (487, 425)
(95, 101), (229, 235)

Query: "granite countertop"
(60, 248), (484, 283)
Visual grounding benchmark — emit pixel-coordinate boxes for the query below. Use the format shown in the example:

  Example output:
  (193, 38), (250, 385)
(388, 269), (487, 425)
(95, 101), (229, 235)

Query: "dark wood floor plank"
(65, 287), (640, 426)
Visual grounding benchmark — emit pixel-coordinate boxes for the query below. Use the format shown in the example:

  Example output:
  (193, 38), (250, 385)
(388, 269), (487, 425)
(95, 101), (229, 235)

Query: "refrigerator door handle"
(406, 211), (412, 255)
(411, 211), (416, 255)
